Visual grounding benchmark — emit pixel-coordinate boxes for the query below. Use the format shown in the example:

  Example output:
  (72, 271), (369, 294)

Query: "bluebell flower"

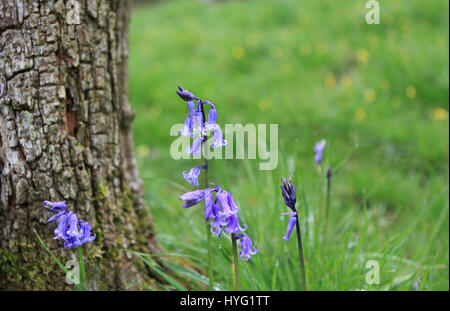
(54, 212), (69, 240)
(211, 128), (227, 149)
(210, 214), (227, 237)
(204, 107), (218, 131)
(186, 136), (203, 156)
(179, 189), (205, 208)
(216, 189), (239, 217)
(43, 200), (67, 213)
(283, 215), (297, 241)
(235, 234), (258, 261)
(224, 214), (247, 234)
(179, 115), (194, 137)
(183, 166), (201, 186)
(43, 201), (96, 248)
(79, 220), (96, 244)
(280, 177), (299, 242)
(183, 164), (207, 186)
(176, 86), (198, 102)
(314, 139), (326, 165)
(280, 177), (296, 211)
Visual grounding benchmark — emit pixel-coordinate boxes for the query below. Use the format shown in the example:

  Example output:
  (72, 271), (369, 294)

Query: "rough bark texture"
(0, 0), (159, 290)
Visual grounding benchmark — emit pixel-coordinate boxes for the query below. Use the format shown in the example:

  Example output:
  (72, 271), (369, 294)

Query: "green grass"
(129, 0), (449, 290)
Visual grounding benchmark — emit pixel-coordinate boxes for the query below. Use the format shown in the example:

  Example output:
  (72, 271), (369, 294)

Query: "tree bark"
(0, 0), (159, 290)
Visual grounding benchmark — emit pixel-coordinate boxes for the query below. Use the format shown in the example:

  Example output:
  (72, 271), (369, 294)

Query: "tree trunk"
(0, 0), (159, 290)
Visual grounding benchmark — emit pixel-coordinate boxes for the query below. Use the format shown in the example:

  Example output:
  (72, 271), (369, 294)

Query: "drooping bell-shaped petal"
(66, 211), (79, 238)
(187, 100), (196, 116)
(54, 212), (69, 240)
(46, 210), (66, 223)
(211, 128), (227, 149)
(210, 215), (227, 237)
(179, 116), (194, 137)
(283, 215), (297, 241)
(191, 110), (204, 135)
(204, 190), (214, 221)
(79, 220), (96, 244)
(64, 235), (81, 248)
(183, 166), (201, 186)
(179, 189), (205, 208)
(224, 214), (247, 234)
(314, 139), (326, 165)
(281, 177), (296, 211)
(216, 189), (239, 217)
(204, 107), (218, 132)
(186, 137), (203, 156)
(236, 234), (258, 261)
(176, 86), (198, 102)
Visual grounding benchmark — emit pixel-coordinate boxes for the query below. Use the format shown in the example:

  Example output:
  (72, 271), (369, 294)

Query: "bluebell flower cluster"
(177, 86), (227, 184)
(280, 177), (298, 241)
(176, 86), (257, 261)
(179, 184), (257, 261)
(43, 201), (96, 248)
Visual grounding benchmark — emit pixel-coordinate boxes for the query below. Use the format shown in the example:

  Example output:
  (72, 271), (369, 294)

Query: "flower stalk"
(280, 177), (307, 291)
(295, 217), (307, 291)
(231, 233), (240, 290)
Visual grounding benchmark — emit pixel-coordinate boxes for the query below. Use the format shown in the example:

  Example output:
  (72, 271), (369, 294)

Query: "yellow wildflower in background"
(406, 86), (416, 99)
(232, 45), (245, 59)
(356, 48), (370, 66)
(137, 145), (150, 158)
(432, 108), (449, 121)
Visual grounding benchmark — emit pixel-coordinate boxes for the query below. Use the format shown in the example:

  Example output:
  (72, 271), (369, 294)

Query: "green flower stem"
(295, 218), (307, 291)
(231, 233), (240, 290)
(200, 101), (214, 291)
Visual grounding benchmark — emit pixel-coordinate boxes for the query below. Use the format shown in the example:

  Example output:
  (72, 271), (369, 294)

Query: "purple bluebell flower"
(179, 116), (194, 137)
(179, 189), (205, 208)
(54, 212), (69, 240)
(204, 107), (218, 131)
(280, 177), (300, 242)
(281, 177), (297, 211)
(183, 165), (202, 186)
(191, 109), (204, 136)
(235, 234), (258, 261)
(79, 220), (96, 244)
(216, 189), (239, 217)
(314, 139), (326, 165)
(224, 214), (247, 234)
(176, 86), (198, 102)
(43, 201), (96, 248)
(186, 136), (203, 156)
(283, 215), (297, 241)
(211, 128), (227, 149)
(43, 200), (67, 213)
(210, 214), (227, 237)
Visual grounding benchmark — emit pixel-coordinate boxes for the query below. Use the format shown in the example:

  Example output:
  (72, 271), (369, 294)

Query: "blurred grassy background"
(128, 0), (449, 290)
